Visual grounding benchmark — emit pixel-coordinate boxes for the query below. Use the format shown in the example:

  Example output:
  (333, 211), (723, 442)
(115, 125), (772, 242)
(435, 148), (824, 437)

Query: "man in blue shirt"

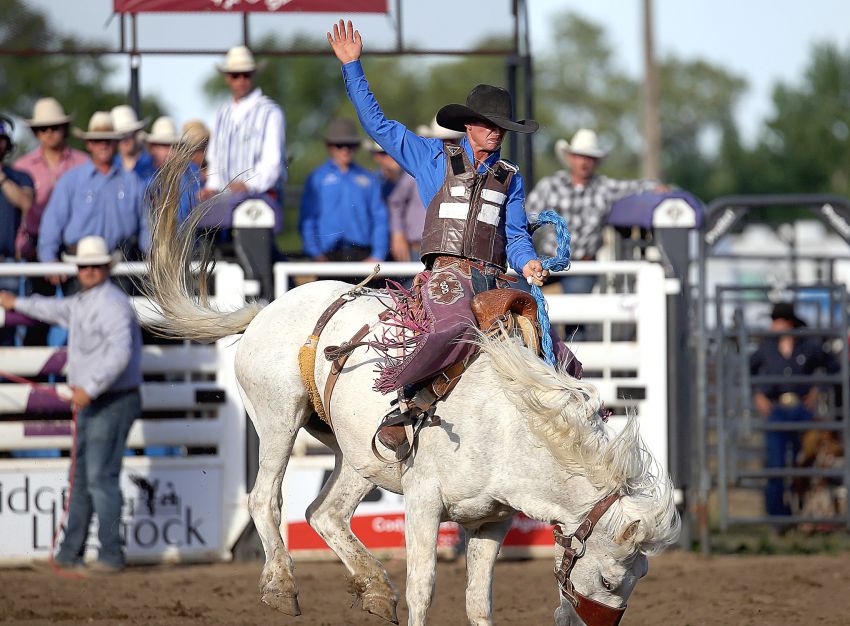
(38, 112), (149, 273)
(299, 117), (388, 262)
(328, 21), (580, 450)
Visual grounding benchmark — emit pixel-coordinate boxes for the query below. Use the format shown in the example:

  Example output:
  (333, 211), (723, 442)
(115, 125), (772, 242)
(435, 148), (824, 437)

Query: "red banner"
(114, 0), (387, 13)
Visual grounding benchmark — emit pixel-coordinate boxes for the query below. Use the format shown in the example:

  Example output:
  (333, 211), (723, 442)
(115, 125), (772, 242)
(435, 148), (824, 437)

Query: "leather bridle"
(553, 492), (626, 626)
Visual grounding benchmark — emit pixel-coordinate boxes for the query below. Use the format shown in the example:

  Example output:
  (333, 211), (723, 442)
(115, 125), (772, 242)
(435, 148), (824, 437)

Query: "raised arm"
(327, 19), (362, 64)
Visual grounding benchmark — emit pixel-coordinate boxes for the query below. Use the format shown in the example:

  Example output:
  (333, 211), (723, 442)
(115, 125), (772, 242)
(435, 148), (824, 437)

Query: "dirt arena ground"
(2, 550), (849, 625)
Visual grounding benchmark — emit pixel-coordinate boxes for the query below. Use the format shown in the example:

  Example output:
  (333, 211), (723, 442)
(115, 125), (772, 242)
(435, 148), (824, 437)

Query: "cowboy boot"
(376, 409), (410, 451)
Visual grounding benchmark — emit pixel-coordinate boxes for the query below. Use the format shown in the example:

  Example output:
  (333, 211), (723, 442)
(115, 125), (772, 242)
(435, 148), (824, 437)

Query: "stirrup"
(370, 405), (434, 465)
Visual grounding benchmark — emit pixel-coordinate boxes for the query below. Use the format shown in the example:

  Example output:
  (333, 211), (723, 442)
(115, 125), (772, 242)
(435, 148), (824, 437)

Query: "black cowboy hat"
(323, 117), (362, 145)
(771, 301), (806, 327)
(436, 84), (538, 134)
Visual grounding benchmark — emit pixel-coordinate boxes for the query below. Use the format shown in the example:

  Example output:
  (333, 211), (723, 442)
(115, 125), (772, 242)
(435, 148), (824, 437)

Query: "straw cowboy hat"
(62, 236), (116, 266)
(181, 119), (210, 147)
(436, 84), (538, 134)
(216, 45), (263, 73)
(25, 97), (72, 127)
(111, 105), (148, 137)
(416, 117), (464, 140)
(72, 111), (122, 141)
(144, 116), (180, 145)
(555, 129), (608, 166)
(323, 118), (362, 145)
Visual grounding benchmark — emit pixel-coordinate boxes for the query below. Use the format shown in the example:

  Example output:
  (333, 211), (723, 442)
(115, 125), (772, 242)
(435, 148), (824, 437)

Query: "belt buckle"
(779, 392), (800, 408)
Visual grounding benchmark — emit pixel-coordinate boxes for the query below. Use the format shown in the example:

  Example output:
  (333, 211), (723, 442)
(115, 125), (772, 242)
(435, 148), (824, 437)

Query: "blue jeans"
(56, 390), (140, 568)
(0, 259), (21, 346)
(765, 404), (811, 517)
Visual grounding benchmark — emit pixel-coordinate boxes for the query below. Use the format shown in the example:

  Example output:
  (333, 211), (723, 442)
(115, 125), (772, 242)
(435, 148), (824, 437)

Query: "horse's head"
(551, 492), (679, 626)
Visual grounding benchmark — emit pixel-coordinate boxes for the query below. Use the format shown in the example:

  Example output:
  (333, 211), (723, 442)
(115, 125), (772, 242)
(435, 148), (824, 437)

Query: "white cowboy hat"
(25, 97), (72, 127)
(416, 116), (464, 140)
(71, 111), (122, 141)
(61, 236), (116, 266)
(555, 129), (608, 165)
(111, 104), (148, 136)
(216, 45), (263, 73)
(144, 116), (180, 145)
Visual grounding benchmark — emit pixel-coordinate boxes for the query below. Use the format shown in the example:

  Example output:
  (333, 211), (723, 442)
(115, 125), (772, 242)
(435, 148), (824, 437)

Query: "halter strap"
(553, 492), (626, 626)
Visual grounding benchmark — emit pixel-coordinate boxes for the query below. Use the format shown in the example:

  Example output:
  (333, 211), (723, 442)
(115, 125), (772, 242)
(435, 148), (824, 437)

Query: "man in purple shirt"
(328, 20), (579, 449)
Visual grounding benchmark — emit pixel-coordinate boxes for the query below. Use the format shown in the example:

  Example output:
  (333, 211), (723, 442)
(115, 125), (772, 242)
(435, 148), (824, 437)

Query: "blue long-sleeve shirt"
(38, 161), (149, 261)
(14, 280), (143, 399)
(299, 159), (389, 260)
(342, 60), (537, 273)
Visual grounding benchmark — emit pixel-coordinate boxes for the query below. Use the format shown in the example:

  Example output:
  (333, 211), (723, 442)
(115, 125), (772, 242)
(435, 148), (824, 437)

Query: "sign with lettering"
(113, 0), (387, 13)
(0, 462), (221, 562)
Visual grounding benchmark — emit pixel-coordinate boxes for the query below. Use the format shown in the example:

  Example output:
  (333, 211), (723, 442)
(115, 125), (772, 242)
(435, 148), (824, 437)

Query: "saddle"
(297, 283), (542, 460)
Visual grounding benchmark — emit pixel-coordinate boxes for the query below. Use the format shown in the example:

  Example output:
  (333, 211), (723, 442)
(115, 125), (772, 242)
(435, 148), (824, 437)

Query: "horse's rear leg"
(244, 392), (309, 616)
(305, 447), (399, 624)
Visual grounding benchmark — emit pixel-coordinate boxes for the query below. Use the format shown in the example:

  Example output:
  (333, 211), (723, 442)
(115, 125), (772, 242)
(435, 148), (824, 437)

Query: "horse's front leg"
(403, 483), (443, 626)
(464, 518), (512, 626)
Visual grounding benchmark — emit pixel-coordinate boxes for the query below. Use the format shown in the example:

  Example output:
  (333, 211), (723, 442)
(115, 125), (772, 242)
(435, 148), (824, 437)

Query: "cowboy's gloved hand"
(522, 260), (549, 287)
(327, 19), (362, 64)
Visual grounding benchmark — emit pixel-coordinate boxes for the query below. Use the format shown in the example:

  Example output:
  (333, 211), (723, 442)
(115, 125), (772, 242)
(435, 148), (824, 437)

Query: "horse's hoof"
(262, 591), (301, 616)
(362, 593), (399, 624)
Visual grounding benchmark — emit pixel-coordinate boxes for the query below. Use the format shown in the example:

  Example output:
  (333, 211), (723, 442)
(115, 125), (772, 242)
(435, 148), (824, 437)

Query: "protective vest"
(420, 142), (517, 271)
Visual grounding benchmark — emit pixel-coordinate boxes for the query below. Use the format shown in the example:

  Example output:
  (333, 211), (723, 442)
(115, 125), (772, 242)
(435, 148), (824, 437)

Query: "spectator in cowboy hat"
(526, 128), (665, 295)
(201, 45), (286, 230)
(143, 116), (201, 222)
(15, 98), (88, 264)
(750, 301), (839, 518)
(111, 104), (154, 182)
(0, 234), (143, 573)
(299, 117), (388, 261)
(0, 115), (34, 345)
(38, 111), (148, 272)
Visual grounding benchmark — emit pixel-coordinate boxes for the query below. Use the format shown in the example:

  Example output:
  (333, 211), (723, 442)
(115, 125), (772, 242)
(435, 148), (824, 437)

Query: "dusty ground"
(2, 550), (849, 625)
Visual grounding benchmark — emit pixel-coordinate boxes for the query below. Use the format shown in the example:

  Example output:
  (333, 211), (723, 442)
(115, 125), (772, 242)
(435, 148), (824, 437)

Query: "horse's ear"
(615, 520), (640, 544)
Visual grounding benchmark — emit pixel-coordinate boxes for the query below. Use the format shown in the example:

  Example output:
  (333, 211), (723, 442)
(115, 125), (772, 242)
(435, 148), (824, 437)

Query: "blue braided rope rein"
(528, 210), (571, 366)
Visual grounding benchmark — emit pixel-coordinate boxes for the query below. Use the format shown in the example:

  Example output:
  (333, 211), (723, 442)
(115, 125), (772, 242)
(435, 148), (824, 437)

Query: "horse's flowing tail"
(140, 143), (263, 342)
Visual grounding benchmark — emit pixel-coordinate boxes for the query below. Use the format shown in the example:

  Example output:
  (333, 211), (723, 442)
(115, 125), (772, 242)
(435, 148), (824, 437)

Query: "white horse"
(143, 155), (680, 626)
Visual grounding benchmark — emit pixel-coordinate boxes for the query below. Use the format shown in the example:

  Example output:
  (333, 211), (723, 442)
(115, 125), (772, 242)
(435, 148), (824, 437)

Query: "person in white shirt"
(201, 46), (286, 207)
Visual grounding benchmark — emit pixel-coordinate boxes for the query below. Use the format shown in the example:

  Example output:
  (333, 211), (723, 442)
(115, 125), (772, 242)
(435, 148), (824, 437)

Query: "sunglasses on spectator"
(227, 72), (253, 80)
(77, 264), (108, 270)
(34, 124), (67, 134)
(330, 143), (358, 150)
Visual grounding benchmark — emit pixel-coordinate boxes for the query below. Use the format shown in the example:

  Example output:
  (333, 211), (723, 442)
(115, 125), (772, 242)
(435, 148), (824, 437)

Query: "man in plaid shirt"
(526, 129), (663, 293)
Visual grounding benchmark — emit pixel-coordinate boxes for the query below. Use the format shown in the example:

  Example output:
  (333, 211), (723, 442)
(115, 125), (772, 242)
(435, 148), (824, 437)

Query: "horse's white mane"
(475, 332), (680, 554)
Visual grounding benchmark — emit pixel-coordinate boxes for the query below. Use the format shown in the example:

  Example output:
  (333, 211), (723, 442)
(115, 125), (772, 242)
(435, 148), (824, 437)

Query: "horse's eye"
(601, 576), (614, 591)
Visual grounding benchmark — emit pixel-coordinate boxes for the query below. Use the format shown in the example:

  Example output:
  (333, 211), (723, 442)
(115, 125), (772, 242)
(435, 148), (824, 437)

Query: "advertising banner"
(285, 464), (555, 553)
(0, 460), (222, 562)
(113, 0), (387, 13)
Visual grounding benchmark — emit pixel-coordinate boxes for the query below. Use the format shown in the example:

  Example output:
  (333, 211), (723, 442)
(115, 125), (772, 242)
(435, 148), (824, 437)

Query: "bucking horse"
(141, 150), (680, 626)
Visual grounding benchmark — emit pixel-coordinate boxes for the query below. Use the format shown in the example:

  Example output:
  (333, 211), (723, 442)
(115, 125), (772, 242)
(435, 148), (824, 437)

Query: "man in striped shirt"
(201, 46), (286, 226)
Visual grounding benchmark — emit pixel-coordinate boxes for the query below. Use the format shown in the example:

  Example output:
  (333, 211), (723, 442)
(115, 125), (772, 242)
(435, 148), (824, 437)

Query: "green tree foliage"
(533, 12), (642, 179)
(1, 0), (163, 153)
(755, 42), (850, 195)
(657, 56), (747, 200)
